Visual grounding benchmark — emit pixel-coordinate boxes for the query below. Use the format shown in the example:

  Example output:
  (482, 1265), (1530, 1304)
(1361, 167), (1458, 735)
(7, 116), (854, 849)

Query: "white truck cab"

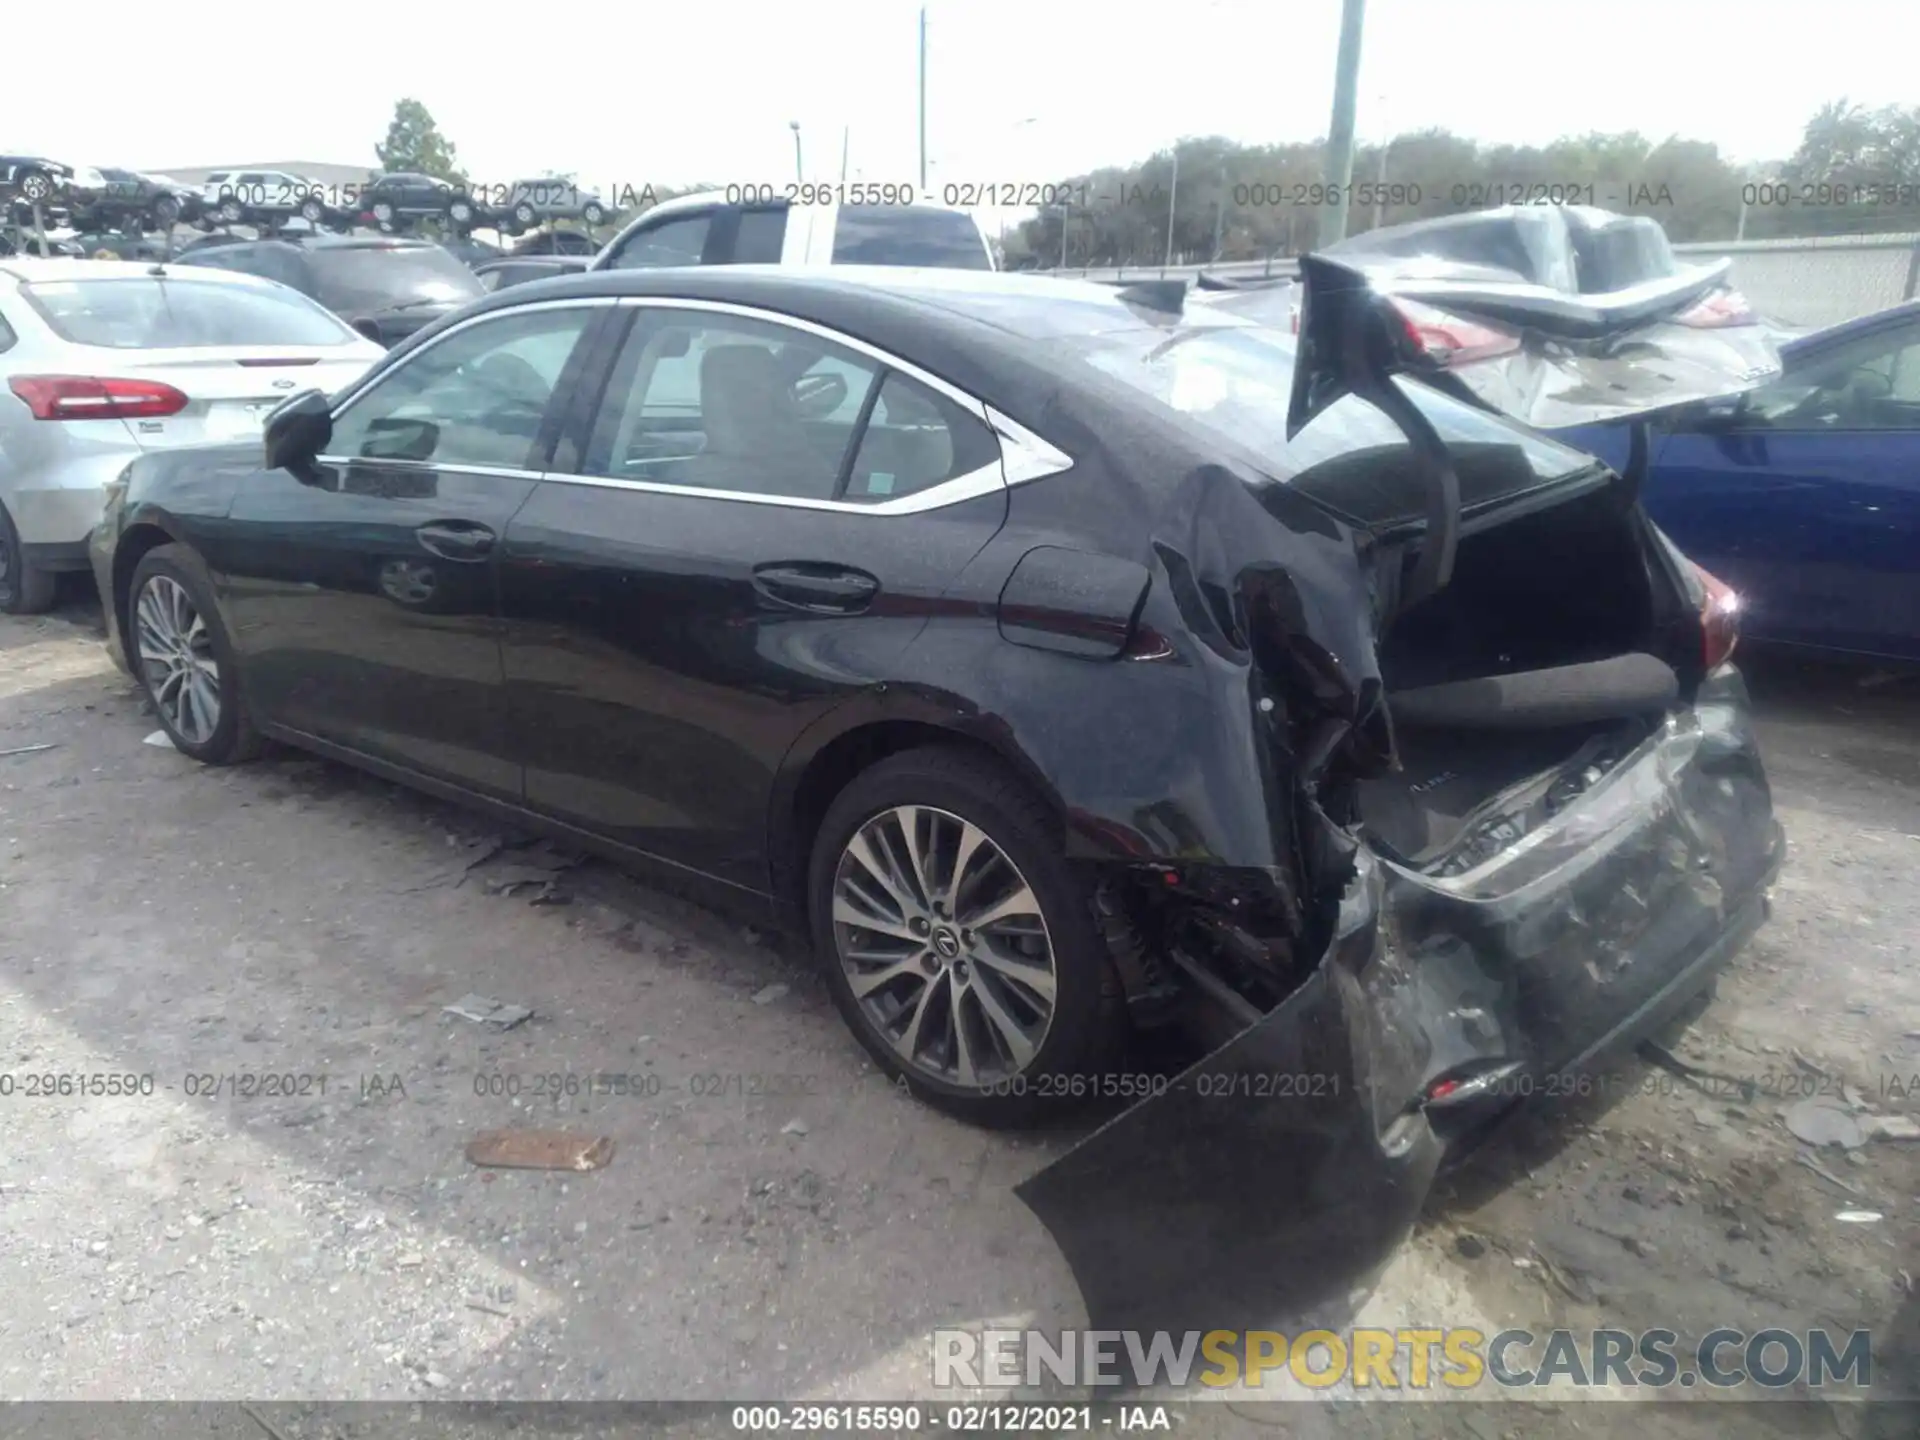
(590, 192), (995, 272)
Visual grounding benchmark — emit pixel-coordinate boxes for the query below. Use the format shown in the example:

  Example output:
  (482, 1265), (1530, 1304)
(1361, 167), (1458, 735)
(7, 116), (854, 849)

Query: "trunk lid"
(89, 347), (376, 449)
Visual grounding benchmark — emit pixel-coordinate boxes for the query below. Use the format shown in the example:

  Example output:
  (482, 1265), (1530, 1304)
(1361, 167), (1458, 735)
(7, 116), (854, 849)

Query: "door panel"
(1646, 318), (1920, 660)
(211, 303), (604, 795)
(498, 305), (1009, 890)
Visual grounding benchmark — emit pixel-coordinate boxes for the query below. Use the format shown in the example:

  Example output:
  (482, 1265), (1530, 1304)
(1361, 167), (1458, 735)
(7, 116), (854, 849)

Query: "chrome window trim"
(325, 296), (620, 421)
(542, 462), (1007, 516)
(984, 405), (1074, 485)
(309, 455), (547, 482)
(319, 292), (1081, 518)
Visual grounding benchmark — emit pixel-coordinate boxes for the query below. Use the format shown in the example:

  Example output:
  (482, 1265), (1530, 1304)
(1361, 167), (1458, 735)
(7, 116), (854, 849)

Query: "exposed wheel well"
(776, 721), (1061, 920)
(110, 524), (176, 664)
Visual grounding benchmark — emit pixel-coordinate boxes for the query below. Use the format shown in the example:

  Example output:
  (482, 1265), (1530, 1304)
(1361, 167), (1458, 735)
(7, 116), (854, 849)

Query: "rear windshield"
(830, 206), (990, 270)
(20, 276), (357, 349)
(1062, 323), (1604, 525)
(304, 246), (484, 312)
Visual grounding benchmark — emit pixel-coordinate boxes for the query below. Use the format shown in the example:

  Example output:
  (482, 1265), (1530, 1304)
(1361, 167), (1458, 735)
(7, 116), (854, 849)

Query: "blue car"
(1564, 299), (1920, 662)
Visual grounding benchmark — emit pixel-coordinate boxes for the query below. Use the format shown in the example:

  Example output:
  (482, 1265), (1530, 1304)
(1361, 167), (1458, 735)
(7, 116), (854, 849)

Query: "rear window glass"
(1062, 323), (1603, 525)
(830, 206), (990, 269)
(20, 277), (356, 349)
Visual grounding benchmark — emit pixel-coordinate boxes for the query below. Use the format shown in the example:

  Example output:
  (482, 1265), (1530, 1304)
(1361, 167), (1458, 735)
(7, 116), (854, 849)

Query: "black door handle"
(752, 562), (880, 614)
(416, 520), (496, 562)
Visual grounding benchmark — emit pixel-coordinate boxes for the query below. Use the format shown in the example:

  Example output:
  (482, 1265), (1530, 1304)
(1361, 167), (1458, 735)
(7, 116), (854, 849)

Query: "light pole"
(1320, 0), (1367, 246)
(1370, 91), (1393, 232)
(1164, 145), (1180, 268)
(789, 122), (804, 182)
(918, 6), (929, 191)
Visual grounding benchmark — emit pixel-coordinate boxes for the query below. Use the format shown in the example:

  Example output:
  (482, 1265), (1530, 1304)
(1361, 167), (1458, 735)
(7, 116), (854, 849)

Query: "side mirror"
(263, 389), (332, 472)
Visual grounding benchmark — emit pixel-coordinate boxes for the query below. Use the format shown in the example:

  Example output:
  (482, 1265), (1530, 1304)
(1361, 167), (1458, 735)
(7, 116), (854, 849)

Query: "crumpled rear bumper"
(1019, 668), (1783, 1333)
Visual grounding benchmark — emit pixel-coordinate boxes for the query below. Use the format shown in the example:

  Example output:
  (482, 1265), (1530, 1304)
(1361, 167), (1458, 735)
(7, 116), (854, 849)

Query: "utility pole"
(790, 122), (804, 182)
(1371, 140), (1390, 231)
(1319, 0), (1367, 246)
(1212, 164), (1227, 260)
(840, 127), (850, 184)
(1060, 206), (1070, 270)
(918, 6), (929, 192)
(1164, 146), (1180, 268)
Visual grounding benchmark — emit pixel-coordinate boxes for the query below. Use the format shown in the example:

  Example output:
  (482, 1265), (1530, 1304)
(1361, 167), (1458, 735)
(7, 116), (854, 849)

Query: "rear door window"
(729, 207), (787, 264)
(842, 372), (1000, 502)
(829, 205), (990, 269)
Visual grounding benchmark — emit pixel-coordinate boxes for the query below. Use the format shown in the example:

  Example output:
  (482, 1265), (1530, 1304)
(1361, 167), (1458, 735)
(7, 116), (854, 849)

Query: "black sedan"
(172, 235), (486, 346)
(91, 256), (1785, 1331)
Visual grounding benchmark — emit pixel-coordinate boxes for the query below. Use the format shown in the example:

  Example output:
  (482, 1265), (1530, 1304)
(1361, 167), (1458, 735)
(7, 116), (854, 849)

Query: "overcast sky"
(8, 0), (1909, 189)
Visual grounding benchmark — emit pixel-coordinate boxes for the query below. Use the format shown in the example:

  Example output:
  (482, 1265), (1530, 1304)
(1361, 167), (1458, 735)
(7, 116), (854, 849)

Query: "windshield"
(20, 276), (358, 349)
(304, 246), (484, 313)
(1060, 321), (1605, 524)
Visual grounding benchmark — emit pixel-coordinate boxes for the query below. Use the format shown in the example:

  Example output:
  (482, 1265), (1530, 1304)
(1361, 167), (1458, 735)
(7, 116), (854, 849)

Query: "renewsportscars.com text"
(933, 1327), (1875, 1392)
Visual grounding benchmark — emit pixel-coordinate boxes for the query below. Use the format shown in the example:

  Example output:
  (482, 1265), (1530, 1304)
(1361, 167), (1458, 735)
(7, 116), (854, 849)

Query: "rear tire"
(0, 504), (57, 615)
(582, 202), (606, 226)
(127, 544), (261, 765)
(808, 746), (1127, 1128)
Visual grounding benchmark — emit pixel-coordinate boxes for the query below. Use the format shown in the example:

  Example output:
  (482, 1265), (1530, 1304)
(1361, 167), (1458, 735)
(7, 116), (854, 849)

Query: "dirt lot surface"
(1, 594), (1915, 1438)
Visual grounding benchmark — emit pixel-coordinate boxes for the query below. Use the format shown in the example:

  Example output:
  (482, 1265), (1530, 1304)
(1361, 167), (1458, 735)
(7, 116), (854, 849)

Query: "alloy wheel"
(830, 805), (1057, 1088)
(135, 574), (222, 746)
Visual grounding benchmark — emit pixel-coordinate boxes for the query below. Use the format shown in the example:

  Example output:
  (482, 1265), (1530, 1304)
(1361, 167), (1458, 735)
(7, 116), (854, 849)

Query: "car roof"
(1784, 297), (1920, 357)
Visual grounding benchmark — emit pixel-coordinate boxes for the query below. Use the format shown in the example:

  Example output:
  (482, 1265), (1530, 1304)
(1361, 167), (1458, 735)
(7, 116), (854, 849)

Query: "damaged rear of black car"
(1003, 207), (1786, 1332)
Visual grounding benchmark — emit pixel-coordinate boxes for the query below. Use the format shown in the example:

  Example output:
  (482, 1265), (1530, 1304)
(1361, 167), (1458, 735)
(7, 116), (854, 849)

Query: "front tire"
(808, 747), (1126, 1127)
(0, 503), (57, 614)
(582, 202), (606, 226)
(128, 545), (261, 765)
(19, 171), (54, 203)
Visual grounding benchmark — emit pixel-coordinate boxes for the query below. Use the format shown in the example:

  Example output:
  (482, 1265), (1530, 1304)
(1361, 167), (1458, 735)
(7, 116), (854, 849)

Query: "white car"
(591, 192), (995, 271)
(0, 259), (384, 613)
(198, 169), (327, 227)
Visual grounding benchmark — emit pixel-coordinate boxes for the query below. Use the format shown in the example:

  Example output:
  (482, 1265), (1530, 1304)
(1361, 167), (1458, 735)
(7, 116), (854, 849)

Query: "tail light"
(7, 375), (189, 421)
(1387, 297), (1523, 368)
(1695, 562), (1740, 670)
(1675, 286), (1755, 329)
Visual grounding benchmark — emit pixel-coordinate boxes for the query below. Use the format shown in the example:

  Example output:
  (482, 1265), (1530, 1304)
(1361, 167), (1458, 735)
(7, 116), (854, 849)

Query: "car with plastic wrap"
(87, 214), (1786, 1333)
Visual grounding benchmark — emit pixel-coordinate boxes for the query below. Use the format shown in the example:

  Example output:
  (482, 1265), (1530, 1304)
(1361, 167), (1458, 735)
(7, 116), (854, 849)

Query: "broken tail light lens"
(1675, 286), (1755, 329)
(7, 374), (189, 421)
(1387, 297), (1522, 368)
(1695, 563), (1740, 670)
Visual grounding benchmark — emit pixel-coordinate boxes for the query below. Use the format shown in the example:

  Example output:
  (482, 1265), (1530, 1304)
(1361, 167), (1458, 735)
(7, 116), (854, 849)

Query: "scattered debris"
(780, 1119), (809, 1137)
(142, 730), (177, 749)
(442, 995), (533, 1029)
(1795, 1152), (1866, 1196)
(1863, 1114), (1920, 1142)
(465, 1298), (513, 1318)
(481, 864), (568, 897)
(527, 881), (571, 906)
(1784, 1098), (1866, 1150)
(1833, 1210), (1883, 1224)
(1636, 1039), (1756, 1101)
(1454, 1233), (1487, 1260)
(395, 1253), (424, 1269)
(752, 983), (790, 1006)
(422, 1371), (450, 1390)
(0, 742), (58, 758)
(465, 1129), (614, 1172)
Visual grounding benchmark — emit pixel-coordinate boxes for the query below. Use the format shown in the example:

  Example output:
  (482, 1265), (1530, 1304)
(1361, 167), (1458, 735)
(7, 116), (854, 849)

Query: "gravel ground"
(0, 593), (1915, 1436)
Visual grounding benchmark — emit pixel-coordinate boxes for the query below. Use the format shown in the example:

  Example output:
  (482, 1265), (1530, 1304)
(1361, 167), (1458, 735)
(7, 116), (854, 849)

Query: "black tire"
(299, 197), (326, 225)
(582, 202), (606, 226)
(153, 195), (181, 228)
(0, 503), (57, 615)
(448, 198), (473, 225)
(19, 170), (53, 203)
(371, 201), (395, 225)
(513, 201), (536, 227)
(808, 746), (1127, 1128)
(218, 198), (244, 224)
(127, 544), (262, 765)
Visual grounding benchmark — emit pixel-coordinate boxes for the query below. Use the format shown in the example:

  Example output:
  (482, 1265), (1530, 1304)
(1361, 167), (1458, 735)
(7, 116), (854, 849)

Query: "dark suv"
(358, 173), (482, 232)
(65, 168), (199, 232)
(172, 234), (486, 346)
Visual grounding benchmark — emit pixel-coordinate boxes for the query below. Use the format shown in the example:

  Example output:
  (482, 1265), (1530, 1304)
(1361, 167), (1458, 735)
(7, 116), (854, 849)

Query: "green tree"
(375, 99), (463, 181)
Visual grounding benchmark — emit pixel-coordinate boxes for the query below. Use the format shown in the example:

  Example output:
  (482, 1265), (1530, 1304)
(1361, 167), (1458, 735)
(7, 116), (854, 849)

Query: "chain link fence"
(1671, 233), (1920, 331)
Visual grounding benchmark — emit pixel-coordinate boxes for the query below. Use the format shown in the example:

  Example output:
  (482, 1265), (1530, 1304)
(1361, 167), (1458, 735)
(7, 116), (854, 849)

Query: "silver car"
(0, 259), (385, 612)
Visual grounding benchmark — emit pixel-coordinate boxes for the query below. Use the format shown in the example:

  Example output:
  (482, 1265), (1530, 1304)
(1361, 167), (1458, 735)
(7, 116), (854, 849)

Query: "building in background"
(154, 162), (374, 189)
